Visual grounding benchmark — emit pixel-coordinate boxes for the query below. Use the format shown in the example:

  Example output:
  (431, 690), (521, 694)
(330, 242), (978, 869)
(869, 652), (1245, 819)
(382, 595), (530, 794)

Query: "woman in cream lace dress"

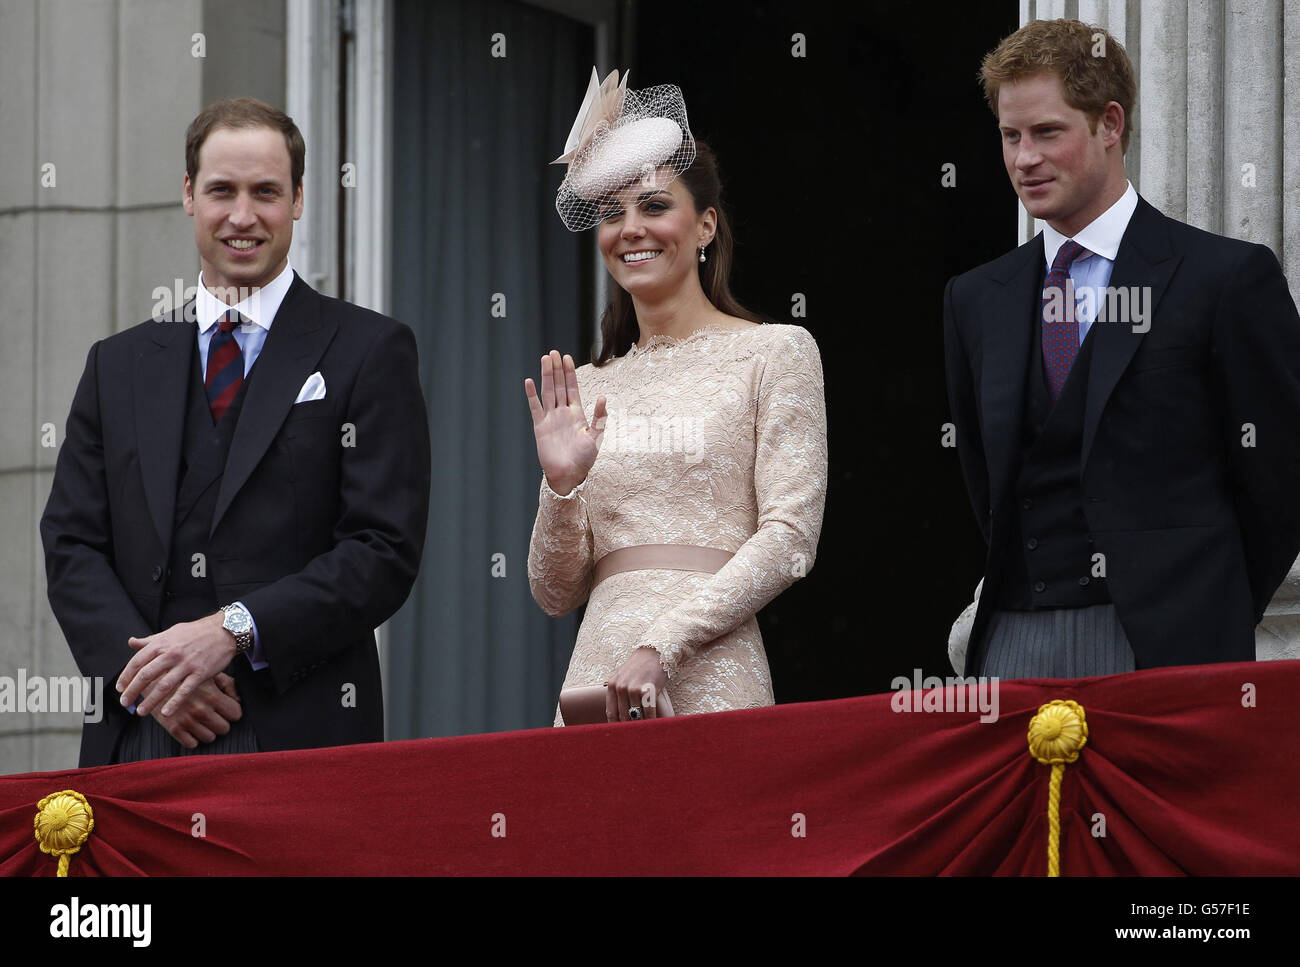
(524, 97), (828, 722)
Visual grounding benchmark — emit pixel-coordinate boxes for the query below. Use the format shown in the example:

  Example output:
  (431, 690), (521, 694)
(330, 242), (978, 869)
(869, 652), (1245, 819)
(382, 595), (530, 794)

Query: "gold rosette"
(1028, 699), (1088, 764)
(1027, 700), (1088, 876)
(34, 789), (94, 877)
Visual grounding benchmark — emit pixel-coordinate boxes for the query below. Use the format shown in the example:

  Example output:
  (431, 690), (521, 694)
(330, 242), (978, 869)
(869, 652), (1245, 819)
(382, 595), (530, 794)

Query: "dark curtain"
(388, 0), (591, 737)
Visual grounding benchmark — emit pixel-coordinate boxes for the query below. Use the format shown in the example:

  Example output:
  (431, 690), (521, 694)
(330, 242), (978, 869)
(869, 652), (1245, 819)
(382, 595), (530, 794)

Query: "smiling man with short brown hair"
(944, 20), (1300, 678)
(41, 97), (432, 765)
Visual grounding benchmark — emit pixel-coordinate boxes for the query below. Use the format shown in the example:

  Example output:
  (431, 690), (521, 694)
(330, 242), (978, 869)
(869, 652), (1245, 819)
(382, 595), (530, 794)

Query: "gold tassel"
(1027, 700), (1088, 877)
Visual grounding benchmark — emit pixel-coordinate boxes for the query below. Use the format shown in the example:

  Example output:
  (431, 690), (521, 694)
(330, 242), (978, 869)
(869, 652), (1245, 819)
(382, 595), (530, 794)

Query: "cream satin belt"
(592, 544), (735, 588)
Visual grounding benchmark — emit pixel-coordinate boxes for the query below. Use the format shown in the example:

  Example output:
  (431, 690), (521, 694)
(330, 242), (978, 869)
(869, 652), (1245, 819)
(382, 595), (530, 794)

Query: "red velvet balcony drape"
(3, 660), (1296, 876)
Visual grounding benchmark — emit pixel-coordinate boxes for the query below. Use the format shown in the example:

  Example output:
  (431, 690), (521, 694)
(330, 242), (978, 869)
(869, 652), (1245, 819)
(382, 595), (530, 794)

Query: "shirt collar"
(195, 259), (296, 333)
(1042, 181), (1138, 267)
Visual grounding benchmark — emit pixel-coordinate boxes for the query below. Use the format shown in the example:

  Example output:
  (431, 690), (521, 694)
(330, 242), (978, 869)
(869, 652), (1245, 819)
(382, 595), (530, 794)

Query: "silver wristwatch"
(220, 603), (255, 654)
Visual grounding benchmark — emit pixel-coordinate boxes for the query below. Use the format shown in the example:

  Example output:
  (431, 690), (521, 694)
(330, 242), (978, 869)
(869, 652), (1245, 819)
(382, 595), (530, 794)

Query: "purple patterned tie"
(1041, 239), (1089, 400)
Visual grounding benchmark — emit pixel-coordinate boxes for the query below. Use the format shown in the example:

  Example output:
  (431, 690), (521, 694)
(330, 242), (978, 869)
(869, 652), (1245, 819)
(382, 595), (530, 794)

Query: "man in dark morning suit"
(40, 98), (431, 766)
(944, 21), (1300, 678)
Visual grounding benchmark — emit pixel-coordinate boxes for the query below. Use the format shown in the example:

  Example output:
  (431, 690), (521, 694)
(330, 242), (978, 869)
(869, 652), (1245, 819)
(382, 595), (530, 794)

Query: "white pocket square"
(294, 371), (327, 404)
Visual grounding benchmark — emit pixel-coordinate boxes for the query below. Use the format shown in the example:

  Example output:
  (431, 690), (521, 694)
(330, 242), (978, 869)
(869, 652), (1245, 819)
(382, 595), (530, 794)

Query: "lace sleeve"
(633, 326), (829, 679)
(527, 474), (595, 617)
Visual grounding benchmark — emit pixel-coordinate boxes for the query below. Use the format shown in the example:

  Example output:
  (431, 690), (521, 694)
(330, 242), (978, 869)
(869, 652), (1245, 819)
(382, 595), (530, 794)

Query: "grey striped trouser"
(112, 709), (259, 762)
(977, 603), (1137, 679)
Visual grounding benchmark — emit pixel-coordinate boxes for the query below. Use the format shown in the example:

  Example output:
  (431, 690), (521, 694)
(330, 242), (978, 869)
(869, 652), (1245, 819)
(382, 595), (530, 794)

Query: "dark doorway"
(631, 1), (1020, 701)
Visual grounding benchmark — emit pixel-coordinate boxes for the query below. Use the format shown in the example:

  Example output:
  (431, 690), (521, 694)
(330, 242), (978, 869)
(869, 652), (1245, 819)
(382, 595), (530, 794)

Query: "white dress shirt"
(195, 258), (295, 376)
(193, 259), (297, 669)
(1041, 181), (1139, 343)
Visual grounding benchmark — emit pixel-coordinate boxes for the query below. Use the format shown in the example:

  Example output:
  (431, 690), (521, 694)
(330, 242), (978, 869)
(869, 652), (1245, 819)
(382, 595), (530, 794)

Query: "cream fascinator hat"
(552, 68), (695, 232)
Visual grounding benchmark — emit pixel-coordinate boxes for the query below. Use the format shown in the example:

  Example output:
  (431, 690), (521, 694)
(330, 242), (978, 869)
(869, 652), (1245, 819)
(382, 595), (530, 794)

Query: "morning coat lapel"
(134, 304), (194, 552)
(1080, 196), (1180, 470)
(980, 237), (1044, 510)
(210, 273), (337, 538)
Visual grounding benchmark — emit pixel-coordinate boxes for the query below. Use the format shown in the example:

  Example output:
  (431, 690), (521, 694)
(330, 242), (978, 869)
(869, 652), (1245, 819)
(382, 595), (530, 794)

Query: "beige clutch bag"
(559, 685), (675, 725)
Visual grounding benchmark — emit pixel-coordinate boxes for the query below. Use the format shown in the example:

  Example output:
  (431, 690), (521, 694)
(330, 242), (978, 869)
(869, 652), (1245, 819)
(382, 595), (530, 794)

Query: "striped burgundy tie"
(205, 310), (245, 422)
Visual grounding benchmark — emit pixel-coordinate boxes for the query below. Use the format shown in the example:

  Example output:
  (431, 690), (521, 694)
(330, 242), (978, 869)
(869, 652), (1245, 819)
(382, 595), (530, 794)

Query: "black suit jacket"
(40, 272), (432, 766)
(944, 196), (1300, 675)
